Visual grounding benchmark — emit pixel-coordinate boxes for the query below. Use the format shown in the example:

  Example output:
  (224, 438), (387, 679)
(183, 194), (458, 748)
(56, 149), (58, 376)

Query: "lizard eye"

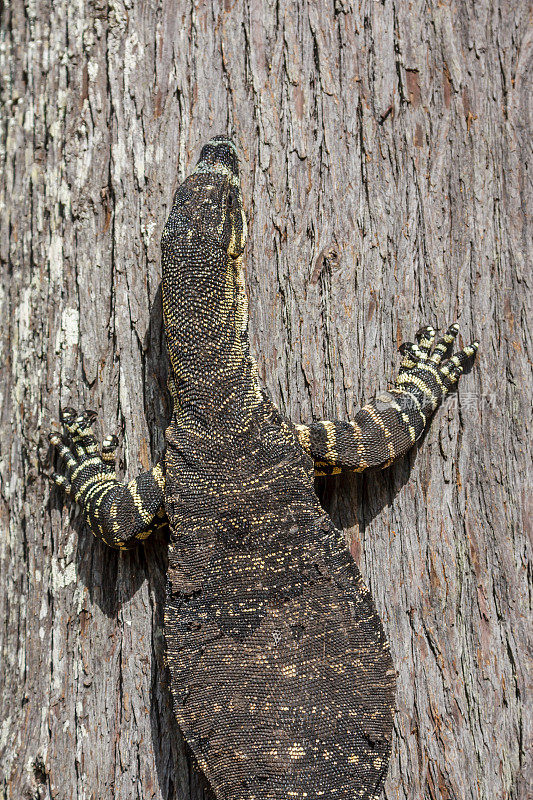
(227, 192), (236, 211)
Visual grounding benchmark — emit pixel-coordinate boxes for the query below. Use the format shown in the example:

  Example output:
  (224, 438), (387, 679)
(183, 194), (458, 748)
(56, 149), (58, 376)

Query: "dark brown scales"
(163, 405), (395, 799)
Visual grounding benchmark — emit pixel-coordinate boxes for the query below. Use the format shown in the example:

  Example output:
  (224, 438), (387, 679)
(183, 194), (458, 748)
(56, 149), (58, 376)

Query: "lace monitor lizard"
(49, 136), (478, 800)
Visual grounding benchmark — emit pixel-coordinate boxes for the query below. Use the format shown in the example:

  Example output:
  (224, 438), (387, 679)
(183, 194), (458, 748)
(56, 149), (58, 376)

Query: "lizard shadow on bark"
(71, 513), (145, 619)
(51, 280), (218, 799)
(48, 459), (149, 620)
(46, 495), (125, 619)
(314, 409), (459, 570)
(314, 445), (419, 562)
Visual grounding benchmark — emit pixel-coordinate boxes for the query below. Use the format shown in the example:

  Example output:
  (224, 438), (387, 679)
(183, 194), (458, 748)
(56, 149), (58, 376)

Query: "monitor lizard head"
(162, 135), (247, 258)
(193, 136), (247, 258)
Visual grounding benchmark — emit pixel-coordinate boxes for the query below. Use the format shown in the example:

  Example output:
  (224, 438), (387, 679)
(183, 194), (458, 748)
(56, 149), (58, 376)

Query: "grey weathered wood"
(0, 1), (530, 799)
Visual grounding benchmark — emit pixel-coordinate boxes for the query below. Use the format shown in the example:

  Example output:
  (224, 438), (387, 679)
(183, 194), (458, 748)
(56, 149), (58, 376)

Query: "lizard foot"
(49, 408), (117, 501)
(396, 323), (478, 412)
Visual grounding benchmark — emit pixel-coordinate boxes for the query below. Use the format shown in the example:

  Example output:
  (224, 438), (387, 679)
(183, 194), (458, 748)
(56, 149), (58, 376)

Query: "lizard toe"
(415, 325), (436, 356)
(101, 433), (119, 472)
(440, 341), (478, 386)
(59, 407), (77, 426)
(399, 341), (424, 373)
(50, 472), (71, 494)
(428, 322), (459, 364)
(68, 410), (100, 458)
(48, 432), (78, 475)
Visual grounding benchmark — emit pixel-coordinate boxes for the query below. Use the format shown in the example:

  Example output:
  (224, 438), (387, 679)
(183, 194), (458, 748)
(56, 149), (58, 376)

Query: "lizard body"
(49, 136), (477, 800)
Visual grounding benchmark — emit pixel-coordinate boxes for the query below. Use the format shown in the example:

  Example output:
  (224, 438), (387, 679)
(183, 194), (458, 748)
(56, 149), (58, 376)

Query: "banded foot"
(396, 323), (478, 412)
(49, 408), (119, 501)
(49, 408), (166, 549)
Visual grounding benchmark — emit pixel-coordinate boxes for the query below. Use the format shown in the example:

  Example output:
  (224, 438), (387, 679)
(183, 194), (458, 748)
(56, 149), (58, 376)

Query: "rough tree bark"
(0, 1), (530, 799)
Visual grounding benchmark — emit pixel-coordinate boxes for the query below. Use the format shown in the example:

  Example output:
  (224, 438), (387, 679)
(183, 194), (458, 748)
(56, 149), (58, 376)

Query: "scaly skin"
(50, 136), (478, 799)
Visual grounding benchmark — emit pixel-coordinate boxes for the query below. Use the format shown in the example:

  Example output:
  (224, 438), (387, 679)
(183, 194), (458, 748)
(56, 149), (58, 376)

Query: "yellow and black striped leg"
(294, 323), (478, 475)
(49, 408), (167, 549)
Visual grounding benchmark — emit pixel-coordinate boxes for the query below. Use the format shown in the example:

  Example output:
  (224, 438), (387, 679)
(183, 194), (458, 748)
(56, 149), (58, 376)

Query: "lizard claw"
(440, 341), (479, 386)
(399, 341), (424, 372)
(102, 434), (119, 452)
(73, 410), (97, 432)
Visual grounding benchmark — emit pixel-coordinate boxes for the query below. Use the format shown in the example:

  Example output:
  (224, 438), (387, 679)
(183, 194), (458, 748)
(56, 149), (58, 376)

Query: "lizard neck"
(162, 245), (263, 430)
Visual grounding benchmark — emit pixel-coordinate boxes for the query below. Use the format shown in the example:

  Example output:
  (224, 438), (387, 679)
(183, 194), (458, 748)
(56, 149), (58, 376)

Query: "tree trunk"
(1, 1), (530, 798)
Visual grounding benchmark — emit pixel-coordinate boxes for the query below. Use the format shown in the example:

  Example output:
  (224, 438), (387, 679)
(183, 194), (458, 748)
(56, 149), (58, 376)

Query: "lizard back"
(164, 404), (395, 800)
(161, 137), (395, 799)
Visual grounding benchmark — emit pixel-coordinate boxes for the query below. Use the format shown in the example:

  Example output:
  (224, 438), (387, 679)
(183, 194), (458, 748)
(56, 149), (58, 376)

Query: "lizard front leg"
(295, 323), (478, 475)
(49, 409), (167, 549)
